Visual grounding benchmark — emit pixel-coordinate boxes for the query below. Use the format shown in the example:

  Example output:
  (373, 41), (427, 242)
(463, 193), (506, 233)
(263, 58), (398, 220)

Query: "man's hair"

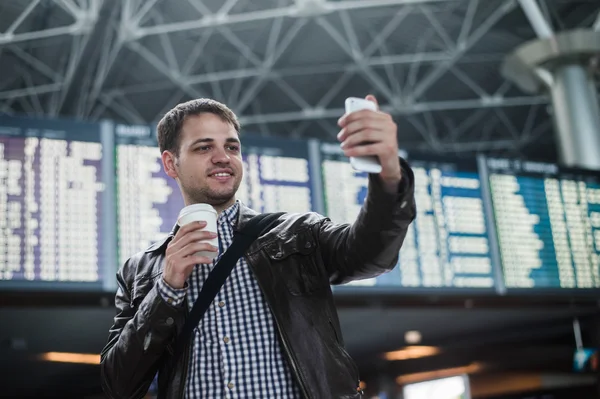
(157, 98), (241, 155)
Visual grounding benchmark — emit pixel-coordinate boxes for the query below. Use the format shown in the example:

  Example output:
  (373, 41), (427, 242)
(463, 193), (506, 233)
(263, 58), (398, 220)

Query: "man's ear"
(161, 150), (178, 179)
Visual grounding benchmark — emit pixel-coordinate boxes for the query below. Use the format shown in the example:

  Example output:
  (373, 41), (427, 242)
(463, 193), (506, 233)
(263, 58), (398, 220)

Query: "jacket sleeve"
(100, 255), (185, 399)
(317, 157), (416, 284)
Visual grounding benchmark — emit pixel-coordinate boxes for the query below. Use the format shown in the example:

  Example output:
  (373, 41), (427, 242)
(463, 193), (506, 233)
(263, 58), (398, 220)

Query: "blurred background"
(1, 0), (600, 397)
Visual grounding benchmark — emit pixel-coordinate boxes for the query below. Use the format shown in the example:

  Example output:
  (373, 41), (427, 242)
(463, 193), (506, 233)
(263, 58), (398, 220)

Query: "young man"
(101, 96), (416, 399)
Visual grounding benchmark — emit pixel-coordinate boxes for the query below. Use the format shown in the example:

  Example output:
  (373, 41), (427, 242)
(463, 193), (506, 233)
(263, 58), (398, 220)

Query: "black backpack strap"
(170, 212), (285, 364)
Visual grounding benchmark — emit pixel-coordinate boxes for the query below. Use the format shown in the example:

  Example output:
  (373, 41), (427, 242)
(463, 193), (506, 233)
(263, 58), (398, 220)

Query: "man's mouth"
(209, 170), (234, 181)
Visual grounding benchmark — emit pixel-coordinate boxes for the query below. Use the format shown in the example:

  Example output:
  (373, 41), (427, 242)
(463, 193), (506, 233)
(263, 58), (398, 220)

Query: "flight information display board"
(0, 115), (106, 290)
(238, 135), (314, 214)
(115, 124), (184, 267)
(485, 158), (600, 290)
(4, 112), (600, 299)
(321, 144), (497, 291)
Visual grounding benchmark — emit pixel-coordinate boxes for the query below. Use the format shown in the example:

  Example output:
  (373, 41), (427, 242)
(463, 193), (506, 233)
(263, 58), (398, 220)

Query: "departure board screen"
(115, 124), (184, 267)
(0, 115), (106, 290)
(321, 144), (497, 291)
(486, 158), (600, 290)
(237, 135), (314, 214)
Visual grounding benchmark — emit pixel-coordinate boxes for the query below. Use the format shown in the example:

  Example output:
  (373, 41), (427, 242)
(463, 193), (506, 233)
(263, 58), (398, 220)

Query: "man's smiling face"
(163, 112), (243, 208)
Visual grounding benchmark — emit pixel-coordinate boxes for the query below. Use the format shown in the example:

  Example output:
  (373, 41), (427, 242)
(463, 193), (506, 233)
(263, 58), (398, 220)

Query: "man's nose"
(212, 147), (231, 164)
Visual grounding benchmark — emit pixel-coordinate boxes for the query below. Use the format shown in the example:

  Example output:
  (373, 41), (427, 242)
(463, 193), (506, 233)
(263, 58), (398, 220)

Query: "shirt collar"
(219, 200), (240, 228)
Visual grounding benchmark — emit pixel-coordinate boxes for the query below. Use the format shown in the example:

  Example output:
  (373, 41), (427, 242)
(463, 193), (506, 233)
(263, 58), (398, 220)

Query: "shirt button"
(165, 317), (174, 326)
(218, 301), (225, 308)
(223, 336), (230, 344)
(400, 200), (407, 209)
(227, 382), (234, 389)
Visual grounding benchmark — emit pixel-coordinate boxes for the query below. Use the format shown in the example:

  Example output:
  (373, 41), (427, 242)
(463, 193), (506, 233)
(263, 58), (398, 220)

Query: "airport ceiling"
(1, 0), (599, 162)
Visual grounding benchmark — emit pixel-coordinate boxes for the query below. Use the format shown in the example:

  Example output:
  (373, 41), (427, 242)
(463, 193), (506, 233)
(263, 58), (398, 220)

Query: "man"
(101, 96), (416, 398)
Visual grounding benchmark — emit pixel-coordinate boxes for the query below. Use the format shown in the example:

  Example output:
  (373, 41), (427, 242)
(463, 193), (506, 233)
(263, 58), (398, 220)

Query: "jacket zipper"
(178, 307), (190, 399)
(328, 318), (340, 343)
(177, 341), (190, 399)
(329, 318), (361, 395)
(247, 257), (311, 399)
(273, 319), (311, 399)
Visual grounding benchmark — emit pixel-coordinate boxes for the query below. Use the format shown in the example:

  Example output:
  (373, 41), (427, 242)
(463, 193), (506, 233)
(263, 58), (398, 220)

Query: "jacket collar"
(144, 200), (258, 254)
(235, 201), (259, 232)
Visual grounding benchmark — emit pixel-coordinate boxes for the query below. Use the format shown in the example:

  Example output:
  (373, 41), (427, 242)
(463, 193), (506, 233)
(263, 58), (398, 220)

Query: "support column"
(502, 20), (600, 169)
(551, 64), (600, 169)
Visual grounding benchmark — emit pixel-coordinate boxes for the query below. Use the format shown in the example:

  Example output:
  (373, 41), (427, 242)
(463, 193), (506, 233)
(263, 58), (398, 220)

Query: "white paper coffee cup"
(177, 204), (218, 260)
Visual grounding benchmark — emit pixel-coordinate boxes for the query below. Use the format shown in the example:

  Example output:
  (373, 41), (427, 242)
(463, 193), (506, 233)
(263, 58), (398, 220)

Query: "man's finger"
(365, 94), (379, 109)
(337, 124), (372, 143)
(175, 230), (218, 250)
(338, 108), (386, 128)
(344, 119), (388, 135)
(176, 221), (207, 237)
(341, 130), (384, 150)
(169, 221), (210, 247)
(342, 142), (385, 158)
(177, 241), (218, 259)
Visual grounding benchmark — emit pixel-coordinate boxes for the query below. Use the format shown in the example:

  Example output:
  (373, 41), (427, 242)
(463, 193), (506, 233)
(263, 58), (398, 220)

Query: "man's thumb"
(365, 94), (379, 109)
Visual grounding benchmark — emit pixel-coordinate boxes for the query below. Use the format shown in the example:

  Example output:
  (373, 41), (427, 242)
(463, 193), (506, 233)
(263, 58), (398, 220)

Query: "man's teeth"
(214, 173), (231, 177)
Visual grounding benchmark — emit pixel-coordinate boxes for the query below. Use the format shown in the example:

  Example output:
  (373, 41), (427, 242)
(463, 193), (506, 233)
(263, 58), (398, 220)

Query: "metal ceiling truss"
(1, 0), (598, 156)
(0, 0), (102, 114)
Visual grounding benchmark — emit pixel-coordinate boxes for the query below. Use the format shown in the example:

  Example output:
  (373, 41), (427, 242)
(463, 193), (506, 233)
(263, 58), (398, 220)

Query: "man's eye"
(228, 146), (240, 152)
(195, 146), (210, 151)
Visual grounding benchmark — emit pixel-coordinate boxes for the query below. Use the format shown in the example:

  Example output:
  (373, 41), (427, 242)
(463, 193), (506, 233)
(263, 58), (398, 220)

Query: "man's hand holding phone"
(337, 95), (402, 192)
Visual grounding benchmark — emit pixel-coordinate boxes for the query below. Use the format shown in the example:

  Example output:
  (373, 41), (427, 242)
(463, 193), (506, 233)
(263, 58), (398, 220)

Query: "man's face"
(162, 113), (243, 207)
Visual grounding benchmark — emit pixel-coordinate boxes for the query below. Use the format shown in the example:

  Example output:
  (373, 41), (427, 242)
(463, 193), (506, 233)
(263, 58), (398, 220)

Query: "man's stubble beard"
(184, 176), (242, 206)
(174, 158), (243, 206)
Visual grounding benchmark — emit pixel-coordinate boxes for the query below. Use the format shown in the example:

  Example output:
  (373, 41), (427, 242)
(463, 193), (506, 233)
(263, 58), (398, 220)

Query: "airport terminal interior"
(2, 0), (600, 397)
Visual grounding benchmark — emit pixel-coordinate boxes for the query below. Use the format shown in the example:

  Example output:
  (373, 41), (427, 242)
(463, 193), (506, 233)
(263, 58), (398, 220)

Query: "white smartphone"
(344, 97), (383, 174)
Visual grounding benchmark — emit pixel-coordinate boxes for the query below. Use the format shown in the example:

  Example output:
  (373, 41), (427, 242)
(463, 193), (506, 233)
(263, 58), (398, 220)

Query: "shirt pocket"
(264, 232), (327, 296)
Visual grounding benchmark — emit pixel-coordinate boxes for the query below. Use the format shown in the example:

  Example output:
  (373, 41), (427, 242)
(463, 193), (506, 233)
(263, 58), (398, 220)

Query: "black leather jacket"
(100, 163), (416, 399)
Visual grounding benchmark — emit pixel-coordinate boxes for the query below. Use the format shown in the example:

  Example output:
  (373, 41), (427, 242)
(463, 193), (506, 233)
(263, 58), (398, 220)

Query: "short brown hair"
(157, 98), (241, 155)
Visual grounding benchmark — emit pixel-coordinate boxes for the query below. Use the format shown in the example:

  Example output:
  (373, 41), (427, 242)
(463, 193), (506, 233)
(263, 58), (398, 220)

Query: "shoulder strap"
(170, 212), (285, 364)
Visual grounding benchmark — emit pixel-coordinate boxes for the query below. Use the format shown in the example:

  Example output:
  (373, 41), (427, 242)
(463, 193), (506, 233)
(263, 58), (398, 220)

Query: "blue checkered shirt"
(158, 201), (301, 398)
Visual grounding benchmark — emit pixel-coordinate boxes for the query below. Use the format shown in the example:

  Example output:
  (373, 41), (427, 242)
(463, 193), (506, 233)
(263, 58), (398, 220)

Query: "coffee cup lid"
(178, 204), (217, 220)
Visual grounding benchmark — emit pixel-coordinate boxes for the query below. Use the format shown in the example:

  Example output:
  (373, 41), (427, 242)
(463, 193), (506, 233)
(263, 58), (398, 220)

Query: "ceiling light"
(396, 362), (483, 385)
(38, 352), (100, 365)
(383, 346), (441, 361)
(404, 330), (422, 344)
